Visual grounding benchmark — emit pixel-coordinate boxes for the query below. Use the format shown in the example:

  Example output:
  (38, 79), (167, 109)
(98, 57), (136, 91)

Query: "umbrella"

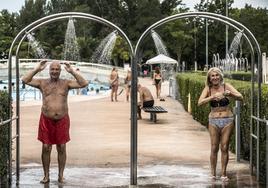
(145, 54), (178, 65)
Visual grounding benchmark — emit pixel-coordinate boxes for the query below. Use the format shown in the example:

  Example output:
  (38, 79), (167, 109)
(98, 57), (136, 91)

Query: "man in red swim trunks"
(22, 60), (88, 184)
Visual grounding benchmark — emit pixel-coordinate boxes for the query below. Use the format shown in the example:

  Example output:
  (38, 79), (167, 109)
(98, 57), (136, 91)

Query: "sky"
(0, 0), (267, 13)
(183, 0), (268, 10)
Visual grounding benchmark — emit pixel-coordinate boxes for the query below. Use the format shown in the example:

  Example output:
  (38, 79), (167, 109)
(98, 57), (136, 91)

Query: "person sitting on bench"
(137, 83), (154, 119)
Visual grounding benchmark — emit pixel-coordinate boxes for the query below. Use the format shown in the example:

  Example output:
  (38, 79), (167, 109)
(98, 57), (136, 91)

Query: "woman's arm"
(109, 73), (117, 84)
(152, 73), (156, 84)
(198, 86), (213, 106)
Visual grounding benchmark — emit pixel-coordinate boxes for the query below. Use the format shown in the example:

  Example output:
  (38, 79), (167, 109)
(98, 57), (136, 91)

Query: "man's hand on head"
(63, 62), (74, 73)
(37, 60), (47, 72)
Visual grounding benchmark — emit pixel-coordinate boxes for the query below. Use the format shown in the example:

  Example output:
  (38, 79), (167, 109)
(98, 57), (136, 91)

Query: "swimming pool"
(0, 79), (110, 101)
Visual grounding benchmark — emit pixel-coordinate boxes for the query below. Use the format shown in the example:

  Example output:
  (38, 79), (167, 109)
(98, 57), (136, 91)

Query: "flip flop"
(210, 175), (216, 181)
(40, 177), (50, 184)
(221, 176), (229, 182)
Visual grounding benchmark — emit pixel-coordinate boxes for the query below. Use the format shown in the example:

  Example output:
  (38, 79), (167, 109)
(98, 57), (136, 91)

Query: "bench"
(142, 106), (168, 123)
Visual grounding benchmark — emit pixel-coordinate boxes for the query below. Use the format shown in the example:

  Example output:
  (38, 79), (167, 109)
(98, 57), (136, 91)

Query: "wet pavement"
(12, 163), (263, 188)
(13, 162), (265, 188)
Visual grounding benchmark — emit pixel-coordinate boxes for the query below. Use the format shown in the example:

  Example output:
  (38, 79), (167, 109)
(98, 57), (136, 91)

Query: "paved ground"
(13, 77), (263, 187)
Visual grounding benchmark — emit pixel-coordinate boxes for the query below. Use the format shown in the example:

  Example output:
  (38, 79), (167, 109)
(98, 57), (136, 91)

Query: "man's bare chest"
(41, 81), (68, 97)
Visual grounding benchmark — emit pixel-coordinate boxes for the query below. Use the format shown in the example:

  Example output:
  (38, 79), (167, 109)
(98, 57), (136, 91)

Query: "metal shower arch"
(135, 12), (261, 56)
(132, 11), (262, 185)
(6, 12), (134, 184)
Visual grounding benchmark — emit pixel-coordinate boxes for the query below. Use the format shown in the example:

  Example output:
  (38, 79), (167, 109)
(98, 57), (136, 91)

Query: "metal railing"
(234, 101), (241, 161)
(168, 77), (177, 99)
(0, 115), (18, 185)
(0, 117), (18, 127)
(250, 115), (268, 182)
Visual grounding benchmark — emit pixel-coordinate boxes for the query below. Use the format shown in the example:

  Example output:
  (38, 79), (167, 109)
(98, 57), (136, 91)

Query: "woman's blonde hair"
(206, 67), (224, 87)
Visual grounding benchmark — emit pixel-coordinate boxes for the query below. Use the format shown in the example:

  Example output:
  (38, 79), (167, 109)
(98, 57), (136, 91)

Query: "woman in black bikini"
(153, 66), (162, 99)
(198, 67), (243, 181)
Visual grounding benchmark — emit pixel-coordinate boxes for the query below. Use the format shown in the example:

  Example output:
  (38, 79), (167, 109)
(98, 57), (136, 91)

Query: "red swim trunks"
(38, 113), (70, 145)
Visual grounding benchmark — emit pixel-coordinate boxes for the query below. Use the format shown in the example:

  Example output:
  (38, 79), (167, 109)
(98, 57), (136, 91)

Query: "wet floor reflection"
(13, 164), (263, 188)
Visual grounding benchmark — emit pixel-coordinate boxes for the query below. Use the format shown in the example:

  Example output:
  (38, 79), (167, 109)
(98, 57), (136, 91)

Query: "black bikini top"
(209, 84), (230, 108)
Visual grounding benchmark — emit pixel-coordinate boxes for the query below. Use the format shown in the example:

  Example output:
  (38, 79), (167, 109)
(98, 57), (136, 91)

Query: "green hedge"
(0, 91), (11, 185)
(192, 71), (253, 82)
(176, 72), (267, 183)
(224, 71), (253, 81)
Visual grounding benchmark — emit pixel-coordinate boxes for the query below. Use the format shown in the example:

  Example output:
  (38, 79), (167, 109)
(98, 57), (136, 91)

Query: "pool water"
(0, 80), (110, 101)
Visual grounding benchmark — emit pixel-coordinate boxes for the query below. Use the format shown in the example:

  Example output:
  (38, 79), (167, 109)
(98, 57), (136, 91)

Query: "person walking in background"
(124, 68), (131, 102)
(153, 66), (162, 99)
(137, 83), (154, 119)
(22, 60), (88, 184)
(109, 67), (119, 102)
(198, 67), (243, 181)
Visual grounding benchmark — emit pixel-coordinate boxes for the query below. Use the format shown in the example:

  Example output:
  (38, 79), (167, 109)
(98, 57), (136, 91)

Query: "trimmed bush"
(224, 71), (253, 81)
(0, 91), (11, 185)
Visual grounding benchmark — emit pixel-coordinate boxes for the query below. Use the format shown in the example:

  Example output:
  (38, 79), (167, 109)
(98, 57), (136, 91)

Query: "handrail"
(0, 117), (18, 127)
(251, 115), (268, 124)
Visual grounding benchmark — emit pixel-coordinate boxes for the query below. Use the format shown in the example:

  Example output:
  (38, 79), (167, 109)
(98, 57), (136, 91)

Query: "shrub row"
(191, 70), (252, 81)
(0, 91), (11, 185)
(176, 72), (267, 183)
(224, 71), (253, 81)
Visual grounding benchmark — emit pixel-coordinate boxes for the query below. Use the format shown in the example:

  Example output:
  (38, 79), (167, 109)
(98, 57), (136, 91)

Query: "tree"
(12, 0), (190, 65)
(17, 0), (47, 30)
(161, 18), (194, 68)
(160, 0), (183, 16)
(0, 10), (17, 56)
(112, 36), (130, 66)
(194, 0), (235, 67)
(230, 5), (268, 54)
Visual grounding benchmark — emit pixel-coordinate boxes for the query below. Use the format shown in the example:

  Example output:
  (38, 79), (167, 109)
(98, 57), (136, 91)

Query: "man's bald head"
(50, 61), (61, 69)
(49, 61), (61, 80)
